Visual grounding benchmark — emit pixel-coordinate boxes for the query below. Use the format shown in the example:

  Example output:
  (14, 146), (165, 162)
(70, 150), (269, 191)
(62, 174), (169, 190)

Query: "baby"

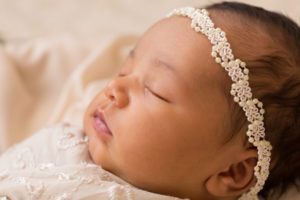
(0, 1), (299, 200)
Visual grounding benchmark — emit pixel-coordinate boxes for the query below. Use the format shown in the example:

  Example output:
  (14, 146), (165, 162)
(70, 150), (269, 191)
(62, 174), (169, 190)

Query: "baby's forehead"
(135, 16), (229, 92)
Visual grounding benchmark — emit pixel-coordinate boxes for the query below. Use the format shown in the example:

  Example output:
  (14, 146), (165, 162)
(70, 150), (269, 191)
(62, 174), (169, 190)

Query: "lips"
(93, 110), (113, 136)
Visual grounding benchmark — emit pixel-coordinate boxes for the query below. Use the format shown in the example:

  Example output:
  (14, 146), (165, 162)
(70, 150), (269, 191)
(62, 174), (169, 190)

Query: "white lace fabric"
(0, 123), (183, 200)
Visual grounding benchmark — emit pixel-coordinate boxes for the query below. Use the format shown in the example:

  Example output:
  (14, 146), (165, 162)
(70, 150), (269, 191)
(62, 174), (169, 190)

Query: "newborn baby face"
(84, 16), (237, 199)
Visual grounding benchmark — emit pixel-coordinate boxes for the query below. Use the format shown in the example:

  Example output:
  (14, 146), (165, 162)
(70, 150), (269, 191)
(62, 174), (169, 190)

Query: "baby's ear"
(205, 149), (258, 198)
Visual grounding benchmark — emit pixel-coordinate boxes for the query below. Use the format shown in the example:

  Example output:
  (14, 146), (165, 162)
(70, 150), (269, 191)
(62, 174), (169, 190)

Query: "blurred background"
(0, 0), (299, 41)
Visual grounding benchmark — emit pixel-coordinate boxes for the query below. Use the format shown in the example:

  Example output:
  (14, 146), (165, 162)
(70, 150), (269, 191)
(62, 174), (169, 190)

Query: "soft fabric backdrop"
(0, 0), (299, 40)
(0, 0), (299, 199)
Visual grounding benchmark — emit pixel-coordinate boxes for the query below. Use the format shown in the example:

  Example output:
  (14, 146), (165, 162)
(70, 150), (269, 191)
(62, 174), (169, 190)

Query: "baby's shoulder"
(0, 122), (90, 170)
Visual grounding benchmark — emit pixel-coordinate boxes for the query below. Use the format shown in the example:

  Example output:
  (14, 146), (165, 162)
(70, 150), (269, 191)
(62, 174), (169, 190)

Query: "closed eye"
(145, 87), (170, 103)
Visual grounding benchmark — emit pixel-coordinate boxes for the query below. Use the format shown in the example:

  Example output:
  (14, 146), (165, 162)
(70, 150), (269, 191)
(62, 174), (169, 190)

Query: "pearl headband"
(167, 7), (272, 200)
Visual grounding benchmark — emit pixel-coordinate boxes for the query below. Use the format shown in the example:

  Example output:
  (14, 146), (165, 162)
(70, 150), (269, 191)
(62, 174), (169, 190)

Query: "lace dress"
(0, 123), (184, 200)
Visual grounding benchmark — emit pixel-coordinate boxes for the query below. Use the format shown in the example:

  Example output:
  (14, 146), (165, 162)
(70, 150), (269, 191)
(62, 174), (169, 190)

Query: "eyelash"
(145, 87), (169, 103)
(118, 73), (169, 103)
(118, 73), (126, 77)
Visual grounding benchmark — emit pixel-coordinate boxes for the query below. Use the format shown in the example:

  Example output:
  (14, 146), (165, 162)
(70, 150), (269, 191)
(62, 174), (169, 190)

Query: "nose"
(104, 77), (129, 108)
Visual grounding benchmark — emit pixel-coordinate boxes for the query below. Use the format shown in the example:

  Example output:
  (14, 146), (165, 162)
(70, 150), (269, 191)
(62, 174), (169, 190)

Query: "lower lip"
(93, 116), (112, 136)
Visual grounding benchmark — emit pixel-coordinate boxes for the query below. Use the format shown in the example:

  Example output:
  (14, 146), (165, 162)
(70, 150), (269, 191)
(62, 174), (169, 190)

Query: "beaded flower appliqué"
(168, 7), (272, 200)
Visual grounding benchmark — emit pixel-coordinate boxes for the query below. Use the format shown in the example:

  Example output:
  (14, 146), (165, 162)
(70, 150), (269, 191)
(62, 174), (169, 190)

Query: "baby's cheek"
(116, 132), (173, 173)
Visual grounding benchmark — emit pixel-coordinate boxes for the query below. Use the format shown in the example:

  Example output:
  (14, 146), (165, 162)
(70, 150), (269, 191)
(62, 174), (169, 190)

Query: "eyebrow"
(128, 49), (135, 57)
(152, 58), (178, 78)
(129, 48), (178, 76)
(129, 49), (185, 86)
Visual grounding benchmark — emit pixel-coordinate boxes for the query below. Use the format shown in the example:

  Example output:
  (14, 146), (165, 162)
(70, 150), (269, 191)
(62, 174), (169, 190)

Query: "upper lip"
(93, 110), (113, 135)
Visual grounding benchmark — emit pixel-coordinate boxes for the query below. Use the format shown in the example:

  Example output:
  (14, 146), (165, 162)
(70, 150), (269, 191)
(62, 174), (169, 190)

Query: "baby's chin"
(87, 139), (107, 167)
(85, 128), (113, 168)
(83, 108), (91, 134)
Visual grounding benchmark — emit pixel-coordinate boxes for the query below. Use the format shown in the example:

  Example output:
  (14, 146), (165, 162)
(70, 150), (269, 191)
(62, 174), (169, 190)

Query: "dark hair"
(205, 1), (300, 199)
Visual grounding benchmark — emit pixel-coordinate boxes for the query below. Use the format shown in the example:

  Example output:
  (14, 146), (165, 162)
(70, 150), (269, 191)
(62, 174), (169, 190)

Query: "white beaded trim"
(168, 7), (272, 200)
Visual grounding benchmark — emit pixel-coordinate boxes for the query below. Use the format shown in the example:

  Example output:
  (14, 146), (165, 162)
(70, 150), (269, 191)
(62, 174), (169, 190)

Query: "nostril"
(105, 87), (116, 102)
(108, 93), (116, 102)
(104, 78), (129, 107)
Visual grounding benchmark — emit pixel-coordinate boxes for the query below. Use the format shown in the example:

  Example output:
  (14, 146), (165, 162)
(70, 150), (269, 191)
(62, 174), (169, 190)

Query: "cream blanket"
(0, 36), (299, 199)
(0, 35), (137, 153)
